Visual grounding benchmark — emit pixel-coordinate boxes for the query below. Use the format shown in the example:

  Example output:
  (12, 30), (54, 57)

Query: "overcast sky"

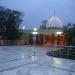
(0, 0), (75, 29)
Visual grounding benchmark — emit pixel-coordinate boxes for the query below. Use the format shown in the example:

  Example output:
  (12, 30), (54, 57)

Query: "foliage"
(0, 6), (23, 40)
(64, 23), (75, 45)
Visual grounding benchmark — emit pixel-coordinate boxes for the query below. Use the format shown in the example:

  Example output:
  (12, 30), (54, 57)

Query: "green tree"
(64, 23), (75, 45)
(0, 6), (23, 40)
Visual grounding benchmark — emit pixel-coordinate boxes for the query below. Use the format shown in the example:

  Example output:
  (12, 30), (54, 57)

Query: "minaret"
(54, 9), (56, 18)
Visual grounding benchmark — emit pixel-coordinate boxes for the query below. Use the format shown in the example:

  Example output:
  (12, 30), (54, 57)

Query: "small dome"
(46, 16), (64, 28)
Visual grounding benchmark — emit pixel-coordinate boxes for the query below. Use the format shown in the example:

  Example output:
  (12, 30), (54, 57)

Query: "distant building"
(40, 20), (47, 29)
(19, 16), (66, 46)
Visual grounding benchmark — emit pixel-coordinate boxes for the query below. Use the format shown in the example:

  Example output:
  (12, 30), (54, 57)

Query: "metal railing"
(47, 45), (75, 60)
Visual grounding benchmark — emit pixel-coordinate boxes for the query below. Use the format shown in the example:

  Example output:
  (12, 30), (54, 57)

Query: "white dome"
(46, 16), (64, 28)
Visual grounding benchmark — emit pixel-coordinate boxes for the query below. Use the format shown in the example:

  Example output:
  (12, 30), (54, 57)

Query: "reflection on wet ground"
(0, 46), (75, 75)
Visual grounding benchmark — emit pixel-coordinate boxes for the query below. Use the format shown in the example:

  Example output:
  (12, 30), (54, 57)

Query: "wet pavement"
(0, 46), (75, 75)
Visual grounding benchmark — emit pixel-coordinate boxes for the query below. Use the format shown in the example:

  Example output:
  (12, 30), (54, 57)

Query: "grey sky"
(0, 0), (75, 29)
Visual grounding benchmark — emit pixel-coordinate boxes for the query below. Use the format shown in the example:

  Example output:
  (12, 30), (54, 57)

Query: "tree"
(64, 23), (75, 46)
(0, 6), (23, 40)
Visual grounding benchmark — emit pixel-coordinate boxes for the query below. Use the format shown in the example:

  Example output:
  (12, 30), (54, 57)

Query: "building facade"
(20, 16), (66, 46)
(20, 27), (65, 46)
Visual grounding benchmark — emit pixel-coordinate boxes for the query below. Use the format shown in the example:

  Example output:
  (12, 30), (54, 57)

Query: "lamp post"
(32, 29), (37, 45)
(32, 28), (38, 62)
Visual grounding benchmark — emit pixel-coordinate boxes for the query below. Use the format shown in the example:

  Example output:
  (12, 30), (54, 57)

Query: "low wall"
(0, 40), (27, 46)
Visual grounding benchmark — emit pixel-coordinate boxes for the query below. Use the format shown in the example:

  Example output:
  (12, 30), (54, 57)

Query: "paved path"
(0, 46), (75, 75)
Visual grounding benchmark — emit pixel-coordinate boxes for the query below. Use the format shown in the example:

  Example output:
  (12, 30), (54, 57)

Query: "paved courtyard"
(0, 46), (75, 75)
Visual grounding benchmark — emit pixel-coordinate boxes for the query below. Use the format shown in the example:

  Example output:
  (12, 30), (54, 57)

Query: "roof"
(46, 16), (64, 28)
(21, 28), (64, 34)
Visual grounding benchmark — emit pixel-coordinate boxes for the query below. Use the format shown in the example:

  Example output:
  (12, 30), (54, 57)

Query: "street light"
(33, 28), (37, 32)
(22, 26), (25, 30)
(32, 28), (38, 62)
(32, 28), (38, 45)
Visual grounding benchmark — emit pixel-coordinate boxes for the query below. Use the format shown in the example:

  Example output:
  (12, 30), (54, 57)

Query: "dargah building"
(20, 16), (66, 46)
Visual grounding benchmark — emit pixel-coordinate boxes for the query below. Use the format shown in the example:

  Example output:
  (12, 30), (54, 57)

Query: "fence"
(47, 46), (75, 60)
